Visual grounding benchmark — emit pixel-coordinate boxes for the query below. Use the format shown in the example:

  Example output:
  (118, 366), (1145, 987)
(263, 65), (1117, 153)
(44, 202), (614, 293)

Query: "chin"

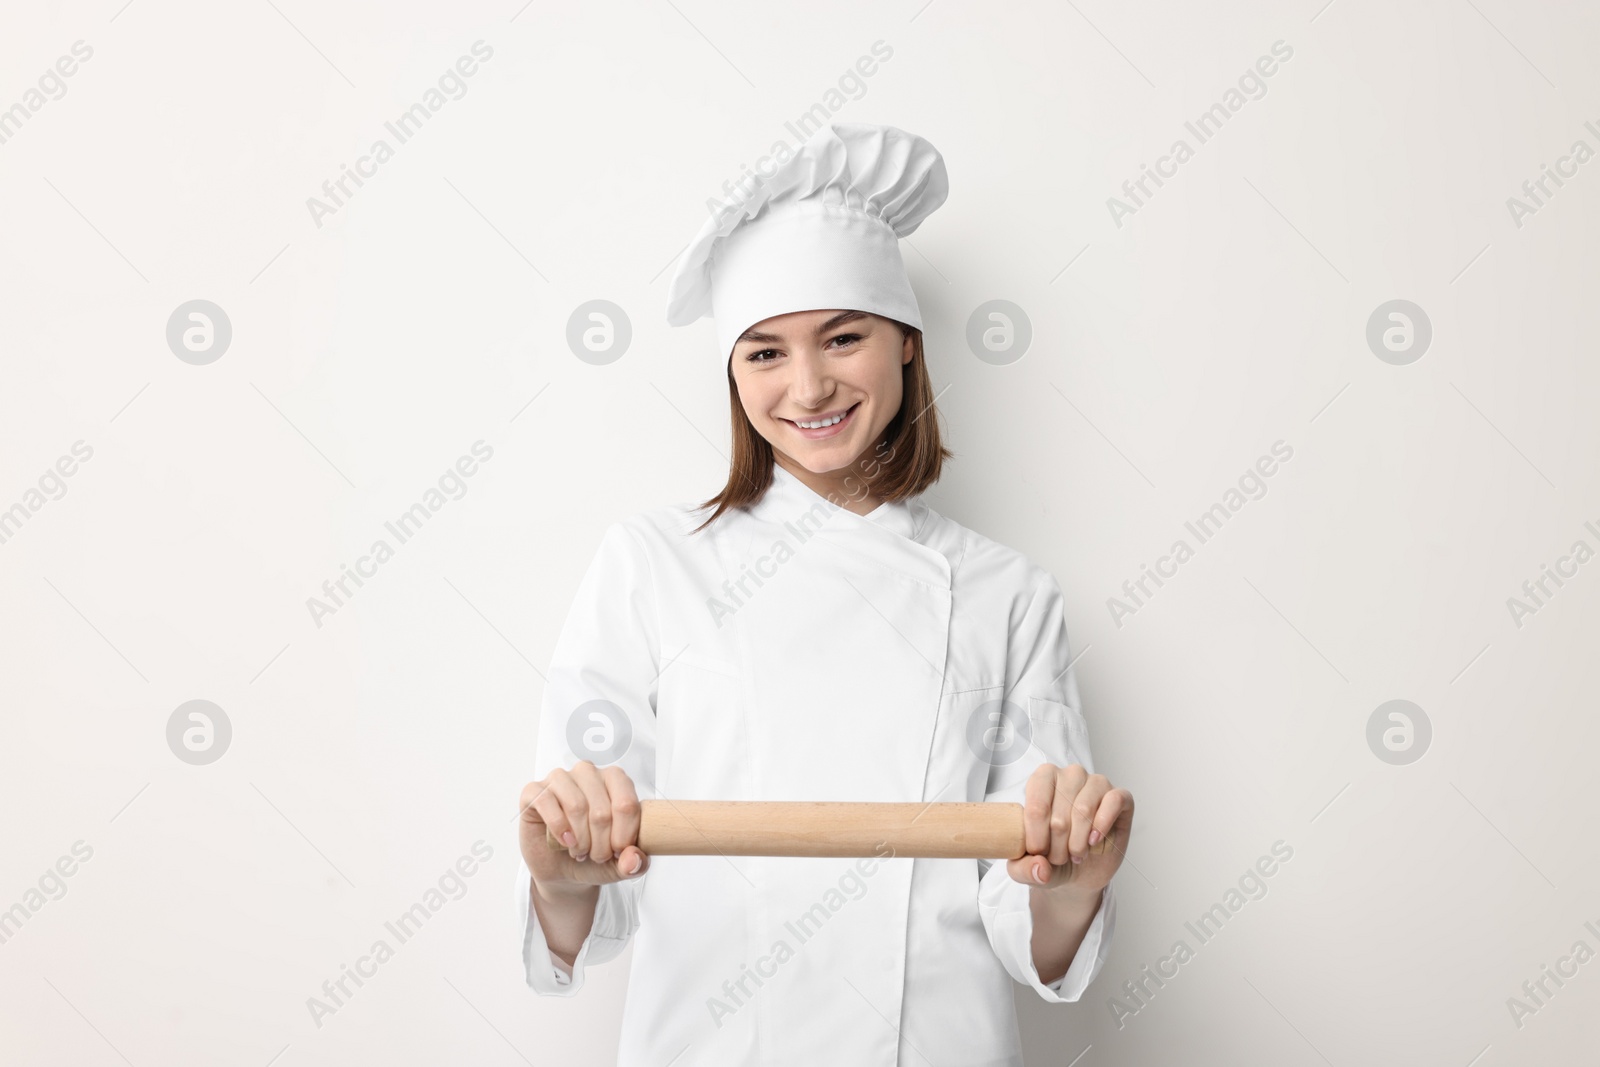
(772, 441), (850, 474)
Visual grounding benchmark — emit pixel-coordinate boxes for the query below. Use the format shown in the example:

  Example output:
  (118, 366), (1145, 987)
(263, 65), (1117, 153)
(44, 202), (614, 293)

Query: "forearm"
(530, 877), (600, 966)
(1029, 883), (1103, 986)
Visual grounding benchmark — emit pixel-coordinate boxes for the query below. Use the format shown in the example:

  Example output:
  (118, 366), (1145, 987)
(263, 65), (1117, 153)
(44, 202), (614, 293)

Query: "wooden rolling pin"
(542, 800), (1112, 859)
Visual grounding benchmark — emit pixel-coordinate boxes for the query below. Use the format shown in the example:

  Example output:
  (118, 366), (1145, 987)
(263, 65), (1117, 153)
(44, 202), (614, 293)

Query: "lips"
(783, 401), (860, 440)
(783, 402), (859, 428)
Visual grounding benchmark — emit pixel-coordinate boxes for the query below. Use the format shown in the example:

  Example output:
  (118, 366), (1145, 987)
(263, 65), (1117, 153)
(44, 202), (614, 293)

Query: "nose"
(788, 347), (835, 410)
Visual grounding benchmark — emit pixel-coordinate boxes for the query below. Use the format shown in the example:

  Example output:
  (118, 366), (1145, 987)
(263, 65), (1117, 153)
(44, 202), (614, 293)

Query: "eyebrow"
(737, 310), (869, 345)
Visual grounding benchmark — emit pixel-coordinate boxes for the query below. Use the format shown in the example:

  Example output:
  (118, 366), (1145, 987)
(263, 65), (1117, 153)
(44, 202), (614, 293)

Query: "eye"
(827, 333), (862, 349)
(744, 348), (780, 363)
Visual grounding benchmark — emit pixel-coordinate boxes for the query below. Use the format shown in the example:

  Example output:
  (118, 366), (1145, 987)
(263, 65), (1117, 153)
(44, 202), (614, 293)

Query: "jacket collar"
(751, 460), (927, 544)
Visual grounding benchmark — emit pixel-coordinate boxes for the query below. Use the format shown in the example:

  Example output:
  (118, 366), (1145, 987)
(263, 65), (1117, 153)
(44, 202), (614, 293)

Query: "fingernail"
(1071, 854), (1082, 864)
(561, 831), (576, 847)
(628, 855), (642, 875)
(1034, 862), (1047, 883)
(1088, 829), (1101, 846)
(574, 852), (587, 863)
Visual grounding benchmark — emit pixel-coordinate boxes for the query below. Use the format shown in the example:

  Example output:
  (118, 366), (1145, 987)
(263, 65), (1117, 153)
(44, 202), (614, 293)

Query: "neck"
(773, 452), (883, 516)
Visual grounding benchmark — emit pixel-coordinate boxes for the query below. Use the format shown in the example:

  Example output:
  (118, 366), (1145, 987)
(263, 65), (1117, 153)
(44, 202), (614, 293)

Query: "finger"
(1093, 789), (1135, 857)
(518, 780), (552, 826)
(529, 779), (575, 858)
(604, 767), (642, 862)
(1022, 764), (1056, 858)
(1046, 774), (1074, 867)
(570, 762), (614, 863)
(1046, 764), (1088, 865)
(1067, 774), (1110, 863)
(544, 772), (591, 858)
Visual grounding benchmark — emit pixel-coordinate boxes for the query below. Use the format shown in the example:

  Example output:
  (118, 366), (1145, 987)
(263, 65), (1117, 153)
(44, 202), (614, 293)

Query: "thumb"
(1006, 855), (1052, 886)
(613, 845), (649, 879)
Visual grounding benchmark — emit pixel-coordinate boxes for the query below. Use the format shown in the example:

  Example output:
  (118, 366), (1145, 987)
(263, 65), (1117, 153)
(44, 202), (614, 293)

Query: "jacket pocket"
(664, 647), (740, 680)
(1027, 696), (1094, 773)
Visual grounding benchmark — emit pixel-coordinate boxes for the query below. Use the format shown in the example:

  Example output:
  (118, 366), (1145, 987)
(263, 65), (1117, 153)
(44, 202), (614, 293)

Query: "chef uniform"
(514, 122), (1116, 1066)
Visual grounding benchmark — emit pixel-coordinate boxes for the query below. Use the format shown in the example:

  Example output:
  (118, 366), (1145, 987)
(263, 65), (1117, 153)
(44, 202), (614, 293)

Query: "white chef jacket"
(513, 462), (1115, 1066)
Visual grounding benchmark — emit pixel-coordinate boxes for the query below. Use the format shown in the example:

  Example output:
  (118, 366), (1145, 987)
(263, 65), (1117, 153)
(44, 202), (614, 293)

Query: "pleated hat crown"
(665, 122), (949, 363)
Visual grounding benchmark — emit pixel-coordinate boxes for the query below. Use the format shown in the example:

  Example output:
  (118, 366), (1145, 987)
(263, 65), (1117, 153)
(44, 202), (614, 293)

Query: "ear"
(901, 328), (913, 365)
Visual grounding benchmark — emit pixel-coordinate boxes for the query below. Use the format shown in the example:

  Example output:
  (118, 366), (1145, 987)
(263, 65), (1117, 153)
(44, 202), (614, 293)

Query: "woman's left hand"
(1005, 763), (1134, 893)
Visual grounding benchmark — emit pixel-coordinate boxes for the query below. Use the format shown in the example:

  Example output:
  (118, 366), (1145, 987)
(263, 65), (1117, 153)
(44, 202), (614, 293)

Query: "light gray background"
(2, 0), (1596, 1064)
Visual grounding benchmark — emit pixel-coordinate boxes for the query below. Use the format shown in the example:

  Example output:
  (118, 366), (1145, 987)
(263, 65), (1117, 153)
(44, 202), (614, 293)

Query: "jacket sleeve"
(514, 520), (660, 996)
(976, 572), (1116, 1003)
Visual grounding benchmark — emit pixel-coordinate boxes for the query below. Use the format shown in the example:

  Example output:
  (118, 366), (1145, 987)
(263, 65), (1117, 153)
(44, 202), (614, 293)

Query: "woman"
(515, 122), (1133, 1066)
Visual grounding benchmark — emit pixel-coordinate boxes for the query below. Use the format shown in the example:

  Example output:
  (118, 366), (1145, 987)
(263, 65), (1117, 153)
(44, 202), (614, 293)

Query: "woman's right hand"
(518, 761), (650, 893)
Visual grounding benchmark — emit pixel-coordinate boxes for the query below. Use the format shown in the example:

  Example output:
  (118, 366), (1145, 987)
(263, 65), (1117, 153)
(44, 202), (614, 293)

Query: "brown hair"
(690, 322), (952, 533)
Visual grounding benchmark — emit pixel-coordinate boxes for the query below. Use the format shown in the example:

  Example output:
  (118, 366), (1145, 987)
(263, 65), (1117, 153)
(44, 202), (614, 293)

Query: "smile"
(783, 402), (860, 439)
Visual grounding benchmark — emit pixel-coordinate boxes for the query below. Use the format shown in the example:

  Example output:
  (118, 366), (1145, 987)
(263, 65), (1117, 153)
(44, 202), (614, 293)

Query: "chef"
(514, 121), (1134, 1066)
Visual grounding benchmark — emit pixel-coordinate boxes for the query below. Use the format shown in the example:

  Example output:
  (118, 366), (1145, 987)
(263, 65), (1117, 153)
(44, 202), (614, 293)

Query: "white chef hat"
(665, 121), (949, 363)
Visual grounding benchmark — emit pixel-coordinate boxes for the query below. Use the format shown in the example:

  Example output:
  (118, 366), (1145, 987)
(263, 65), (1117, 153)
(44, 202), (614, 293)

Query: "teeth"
(795, 411), (846, 429)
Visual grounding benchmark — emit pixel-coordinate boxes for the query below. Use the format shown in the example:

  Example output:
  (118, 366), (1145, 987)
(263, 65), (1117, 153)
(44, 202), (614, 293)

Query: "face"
(729, 309), (913, 477)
